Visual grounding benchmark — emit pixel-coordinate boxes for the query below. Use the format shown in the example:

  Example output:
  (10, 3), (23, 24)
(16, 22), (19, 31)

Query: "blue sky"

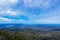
(0, 0), (60, 24)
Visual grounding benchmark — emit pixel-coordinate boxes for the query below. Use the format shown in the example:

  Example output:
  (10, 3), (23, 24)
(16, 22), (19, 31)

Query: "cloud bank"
(0, 0), (60, 24)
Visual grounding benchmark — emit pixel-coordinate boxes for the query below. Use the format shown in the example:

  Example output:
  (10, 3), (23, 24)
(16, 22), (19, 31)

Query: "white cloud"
(0, 16), (27, 23)
(0, 0), (6, 5)
(28, 14), (40, 20)
(8, 0), (19, 4)
(6, 10), (18, 16)
(16, 19), (25, 23)
(23, 0), (57, 9)
(34, 19), (60, 24)
(0, 17), (13, 22)
(0, 16), (22, 23)
(0, 0), (19, 5)
(0, 6), (29, 18)
(0, 10), (20, 17)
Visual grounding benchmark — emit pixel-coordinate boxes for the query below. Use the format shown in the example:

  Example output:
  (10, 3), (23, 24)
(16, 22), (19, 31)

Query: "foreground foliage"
(0, 29), (60, 40)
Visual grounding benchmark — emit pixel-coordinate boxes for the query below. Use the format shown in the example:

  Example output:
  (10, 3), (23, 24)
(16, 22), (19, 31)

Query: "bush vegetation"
(0, 29), (60, 40)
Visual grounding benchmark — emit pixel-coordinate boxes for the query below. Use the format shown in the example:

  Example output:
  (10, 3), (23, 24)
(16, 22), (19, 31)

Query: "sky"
(0, 0), (60, 24)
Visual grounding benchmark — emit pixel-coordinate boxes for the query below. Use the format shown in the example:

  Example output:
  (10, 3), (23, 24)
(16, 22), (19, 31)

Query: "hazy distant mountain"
(0, 24), (60, 32)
